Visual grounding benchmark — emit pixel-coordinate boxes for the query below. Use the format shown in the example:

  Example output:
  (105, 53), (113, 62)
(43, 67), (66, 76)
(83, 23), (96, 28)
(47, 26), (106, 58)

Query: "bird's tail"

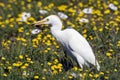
(96, 60), (100, 71)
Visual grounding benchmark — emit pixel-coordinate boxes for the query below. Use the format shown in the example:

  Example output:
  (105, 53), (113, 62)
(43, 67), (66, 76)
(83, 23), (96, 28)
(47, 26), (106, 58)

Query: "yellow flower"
(78, 2), (83, 7)
(7, 14), (12, 18)
(27, 0), (31, 2)
(83, 34), (87, 38)
(47, 48), (51, 51)
(16, 37), (21, 41)
(47, 34), (51, 38)
(94, 74), (99, 78)
(0, 63), (3, 66)
(18, 27), (24, 33)
(3, 73), (7, 77)
(7, 4), (11, 8)
(73, 66), (78, 71)
(42, 77), (46, 80)
(54, 59), (58, 64)
(89, 36), (93, 40)
(92, 10), (102, 16)
(104, 76), (109, 79)
(106, 52), (111, 57)
(13, 61), (22, 67)
(10, 24), (14, 28)
(114, 11), (119, 15)
(117, 40), (120, 46)
(27, 4), (32, 9)
(0, 16), (2, 20)
(59, 69), (62, 72)
(0, 21), (3, 25)
(1, 57), (6, 60)
(25, 32), (30, 35)
(57, 63), (62, 70)
(34, 75), (39, 79)
(44, 50), (48, 53)
(37, 1), (42, 7)
(21, 38), (27, 42)
(98, 27), (103, 32)
(8, 66), (12, 70)
(57, 5), (68, 11)
(100, 71), (104, 75)
(21, 1), (25, 6)
(22, 43), (27, 46)
(114, 69), (117, 72)
(32, 44), (37, 48)
(28, 17), (36, 22)
(47, 62), (52, 66)
(16, 18), (21, 22)
(68, 75), (73, 79)
(21, 66), (26, 69)
(52, 70), (58, 74)
(79, 73), (83, 77)
(51, 65), (56, 70)
(43, 69), (47, 72)
(109, 49), (113, 52)
(46, 40), (51, 46)
(113, 1), (118, 5)
(1, 24), (5, 28)
(58, 63), (62, 67)
(103, 3), (108, 8)
(19, 55), (23, 59)
(79, 68), (83, 71)
(0, 2), (5, 7)
(5, 19), (9, 24)
(82, 29), (87, 34)
(26, 57), (31, 61)
(78, 12), (84, 17)
(104, 9), (110, 14)
(24, 63), (29, 67)
(25, 21), (30, 25)
(68, 8), (76, 13)
(48, 3), (54, 8)
(89, 73), (93, 77)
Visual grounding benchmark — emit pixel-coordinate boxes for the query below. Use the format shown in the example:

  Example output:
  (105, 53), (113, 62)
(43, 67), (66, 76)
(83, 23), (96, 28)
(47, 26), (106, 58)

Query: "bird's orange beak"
(32, 19), (47, 26)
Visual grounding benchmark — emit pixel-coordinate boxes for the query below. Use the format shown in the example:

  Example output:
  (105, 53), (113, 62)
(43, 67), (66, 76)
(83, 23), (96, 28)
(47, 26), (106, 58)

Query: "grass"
(0, 0), (120, 80)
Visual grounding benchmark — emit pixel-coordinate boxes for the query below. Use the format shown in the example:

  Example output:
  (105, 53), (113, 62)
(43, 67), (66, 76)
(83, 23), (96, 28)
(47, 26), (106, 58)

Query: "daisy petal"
(83, 8), (92, 14)
(79, 18), (89, 23)
(108, 3), (118, 11)
(57, 12), (68, 19)
(39, 10), (48, 14)
(31, 29), (41, 34)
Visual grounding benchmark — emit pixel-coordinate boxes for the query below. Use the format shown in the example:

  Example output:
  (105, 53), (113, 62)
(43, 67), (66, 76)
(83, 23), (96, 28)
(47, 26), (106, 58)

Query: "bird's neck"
(50, 24), (62, 39)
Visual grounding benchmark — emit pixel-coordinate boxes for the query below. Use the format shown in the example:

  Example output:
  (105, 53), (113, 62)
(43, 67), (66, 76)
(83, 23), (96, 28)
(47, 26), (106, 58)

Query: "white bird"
(33, 15), (100, 71)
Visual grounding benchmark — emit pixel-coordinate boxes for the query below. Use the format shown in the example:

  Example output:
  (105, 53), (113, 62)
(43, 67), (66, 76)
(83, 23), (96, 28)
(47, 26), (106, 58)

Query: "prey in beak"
(31, 19), (50, 32)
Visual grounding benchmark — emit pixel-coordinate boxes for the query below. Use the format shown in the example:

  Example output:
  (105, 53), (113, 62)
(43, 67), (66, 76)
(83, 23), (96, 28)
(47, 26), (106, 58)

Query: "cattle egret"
(33, 15), (100, 71)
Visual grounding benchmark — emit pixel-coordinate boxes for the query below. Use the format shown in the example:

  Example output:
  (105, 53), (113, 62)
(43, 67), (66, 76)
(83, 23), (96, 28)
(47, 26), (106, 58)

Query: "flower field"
(0, 0), (120, 80)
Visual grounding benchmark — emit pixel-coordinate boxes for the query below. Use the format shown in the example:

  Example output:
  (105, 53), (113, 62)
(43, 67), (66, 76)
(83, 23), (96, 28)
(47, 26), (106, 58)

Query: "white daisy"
(71, 72), (77, 78)
(79, 18), (89, 23)
(31, 29), (41, 34)
(39, 10), (48, 14)
(20, 12), (31, 22)
(83, 8), (92, 14)
(108, 3), (118, 11)
(57, 12), (68, 19)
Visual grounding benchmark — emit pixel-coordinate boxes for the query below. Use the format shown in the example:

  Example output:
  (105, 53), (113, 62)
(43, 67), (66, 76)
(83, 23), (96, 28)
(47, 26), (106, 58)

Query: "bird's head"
(32, 15), (62, 26)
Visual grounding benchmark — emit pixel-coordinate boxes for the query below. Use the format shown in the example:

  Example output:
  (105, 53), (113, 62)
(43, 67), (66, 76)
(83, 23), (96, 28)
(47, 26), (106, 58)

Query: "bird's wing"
(66, 29), (96, 64)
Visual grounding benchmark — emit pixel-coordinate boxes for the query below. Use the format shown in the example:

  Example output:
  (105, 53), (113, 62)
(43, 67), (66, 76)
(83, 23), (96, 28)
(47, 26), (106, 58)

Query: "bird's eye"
(46, 19), (49, 21)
